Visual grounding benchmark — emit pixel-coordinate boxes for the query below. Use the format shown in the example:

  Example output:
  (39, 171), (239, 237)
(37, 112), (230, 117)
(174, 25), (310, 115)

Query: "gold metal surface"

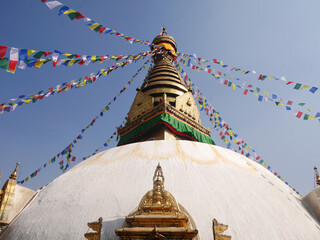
(314, 166), (320, 186)
(212, 219), (231, 240)
(0, 162), (19, 222)
(115, 164), (198, 239)
(84, 217), (102, 240)
(119, 27), (210, 146)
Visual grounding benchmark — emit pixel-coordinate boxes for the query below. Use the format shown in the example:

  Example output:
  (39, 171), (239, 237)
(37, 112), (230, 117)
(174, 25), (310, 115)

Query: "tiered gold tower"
(118, 27), (214, 146)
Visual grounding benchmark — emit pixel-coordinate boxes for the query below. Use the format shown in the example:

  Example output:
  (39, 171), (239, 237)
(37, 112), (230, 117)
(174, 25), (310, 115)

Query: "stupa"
(0, 28), (319, 240)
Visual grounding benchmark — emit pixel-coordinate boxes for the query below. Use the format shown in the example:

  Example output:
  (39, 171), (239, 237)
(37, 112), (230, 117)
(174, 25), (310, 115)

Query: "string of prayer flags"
(0, 52), (152, 114)
(175, 57), (319, 122)
(42, 0), (150, 46)
(17, 60), (149, 184)
(0, 45), (152, 73)
(180, 53), (318, 94)
(175, 64), (301, 195)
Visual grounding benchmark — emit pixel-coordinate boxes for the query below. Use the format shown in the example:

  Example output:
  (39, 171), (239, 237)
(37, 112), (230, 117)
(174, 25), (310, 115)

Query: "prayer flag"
(296, 111), (303, 118)
(45, 1), (63, 10)
(309, 87), (318, 93)
(7, 47), (19, 74)
(293, 83), (302, 90)
(0, 46), (8, 59)
(0, 58), (8, 69)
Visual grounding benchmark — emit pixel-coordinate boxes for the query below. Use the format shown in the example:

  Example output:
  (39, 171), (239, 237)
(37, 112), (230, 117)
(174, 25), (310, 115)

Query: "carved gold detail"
(84, 217), (103, 240)
(115, 164), (198, 239)
(212, 219), (231, 240)
(0, 162), (19, 222)
(314, 166), (320, 186)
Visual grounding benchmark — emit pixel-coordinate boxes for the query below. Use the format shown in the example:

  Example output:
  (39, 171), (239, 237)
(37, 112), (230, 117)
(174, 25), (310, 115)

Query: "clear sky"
(0, 0), (319, 195)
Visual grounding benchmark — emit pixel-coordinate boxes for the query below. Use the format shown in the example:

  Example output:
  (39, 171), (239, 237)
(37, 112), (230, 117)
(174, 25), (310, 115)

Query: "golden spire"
(314, 166), (320, 186)
(161, 26), (167, 35)
(9, 162), (19, 180)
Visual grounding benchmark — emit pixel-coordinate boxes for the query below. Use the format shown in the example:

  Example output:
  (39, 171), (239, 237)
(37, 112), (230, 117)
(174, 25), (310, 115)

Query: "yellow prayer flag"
(27, 50), (36, 56)
(142, 65), (145, 69)
(91, 56), (97, 62)
(34, 59), (45, 68)
(264, 163), (267, 167)
(22, 99), (32, 104)
(64, 9), (76, 15)
(308, 115), (316, 119)
(117, 94), (121, 97)
(277, 103), (284, 106)
(25, 177), (29, 182)
(89, 23), (99, 30)
(229, 76), (232, 80)
(224, 139), (228, 144)
(254, 93), (258, 97)
(307, 108), (312, 113)
(107, 139), (110, 143)
(264, 91), (269, 95)
(301, 85), (309, 90)
(220, 61), (223, 65)
(49, 160), (52, 164)
(70, 80), (75, 85)
(85, 126), (89, 130)
(68, 59), (77, 66)
(232, 83), (236, 90)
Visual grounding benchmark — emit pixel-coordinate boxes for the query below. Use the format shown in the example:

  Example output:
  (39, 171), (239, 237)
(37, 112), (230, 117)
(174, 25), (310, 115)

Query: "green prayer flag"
(260, 75), (267, 80)
(303, 114), (309, 120)
(60, 165), (64, 170)
(256, 87), (260, 92)
(33, 51), (44, 59)
(228, 82), (232, 87)
(0, 58), (8, 69)
(298, 103), (306, 106)
(68, 12), (81, 20)
(294, 83), (302, 90)
(93, 25), (103, 32)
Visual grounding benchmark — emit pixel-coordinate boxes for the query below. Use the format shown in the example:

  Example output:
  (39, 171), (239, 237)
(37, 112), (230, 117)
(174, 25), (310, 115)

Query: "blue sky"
(0, 0), (319, 195)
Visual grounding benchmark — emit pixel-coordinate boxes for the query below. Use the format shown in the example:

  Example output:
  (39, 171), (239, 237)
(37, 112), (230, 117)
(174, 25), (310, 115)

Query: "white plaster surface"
(1, 140), (320, 240)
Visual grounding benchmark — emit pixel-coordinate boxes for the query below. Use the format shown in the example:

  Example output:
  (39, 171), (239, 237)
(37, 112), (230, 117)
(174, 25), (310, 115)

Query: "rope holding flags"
(0, 51), (152, 114)
(0, 45), (152, 73)
(41, 0), (150, 46)
(175, 57), (320, 122)
(180, 52), (319, 94)
(17, 59), (150, 184)
(175, 63), (301, 195)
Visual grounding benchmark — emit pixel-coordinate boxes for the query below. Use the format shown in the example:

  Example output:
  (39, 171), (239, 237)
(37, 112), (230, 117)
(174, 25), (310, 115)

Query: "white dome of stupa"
(1, 140), (319, 240)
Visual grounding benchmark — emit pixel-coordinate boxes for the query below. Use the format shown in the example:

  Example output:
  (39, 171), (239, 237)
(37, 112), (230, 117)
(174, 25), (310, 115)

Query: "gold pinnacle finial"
(152, 163), (165, 204)
(314, 166), (320, 186)
(161, 26), (167, 35)
(9, 162), (19, 180)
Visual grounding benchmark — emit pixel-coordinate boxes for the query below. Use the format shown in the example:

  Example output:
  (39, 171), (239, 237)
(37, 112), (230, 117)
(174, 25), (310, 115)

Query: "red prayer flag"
(98, 26), (107, 33)
(258, 74), (263, 80)
(243, 89), (248, 95)
(41, 0), (48, 2)
(43, 52), (52, 57)
(72, 156), (76, 161)
(0, 46), (8, 59)
(76, 12), (85, 19)
(296, 111), (303, 118)
(59, 160), (64, 166)
(224, 80), (228, 85)
(213, 59), (217, 63)
(286, 81), (294, 85)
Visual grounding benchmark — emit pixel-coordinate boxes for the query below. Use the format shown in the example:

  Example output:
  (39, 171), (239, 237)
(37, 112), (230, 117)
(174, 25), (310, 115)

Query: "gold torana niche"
(115, 163), (198, 240)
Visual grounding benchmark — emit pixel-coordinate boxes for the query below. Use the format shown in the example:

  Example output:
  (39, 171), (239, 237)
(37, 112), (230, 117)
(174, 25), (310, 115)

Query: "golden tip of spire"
(161, 26), (167, 35)
(9, 162), (19, 180)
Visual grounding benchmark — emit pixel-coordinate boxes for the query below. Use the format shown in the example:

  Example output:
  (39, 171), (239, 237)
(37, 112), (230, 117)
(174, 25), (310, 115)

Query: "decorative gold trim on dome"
(115, 164), (198, 239)
(84, 217), (103, 240)
(212, 219), (232, 240)
(314, 166), (320, 186)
